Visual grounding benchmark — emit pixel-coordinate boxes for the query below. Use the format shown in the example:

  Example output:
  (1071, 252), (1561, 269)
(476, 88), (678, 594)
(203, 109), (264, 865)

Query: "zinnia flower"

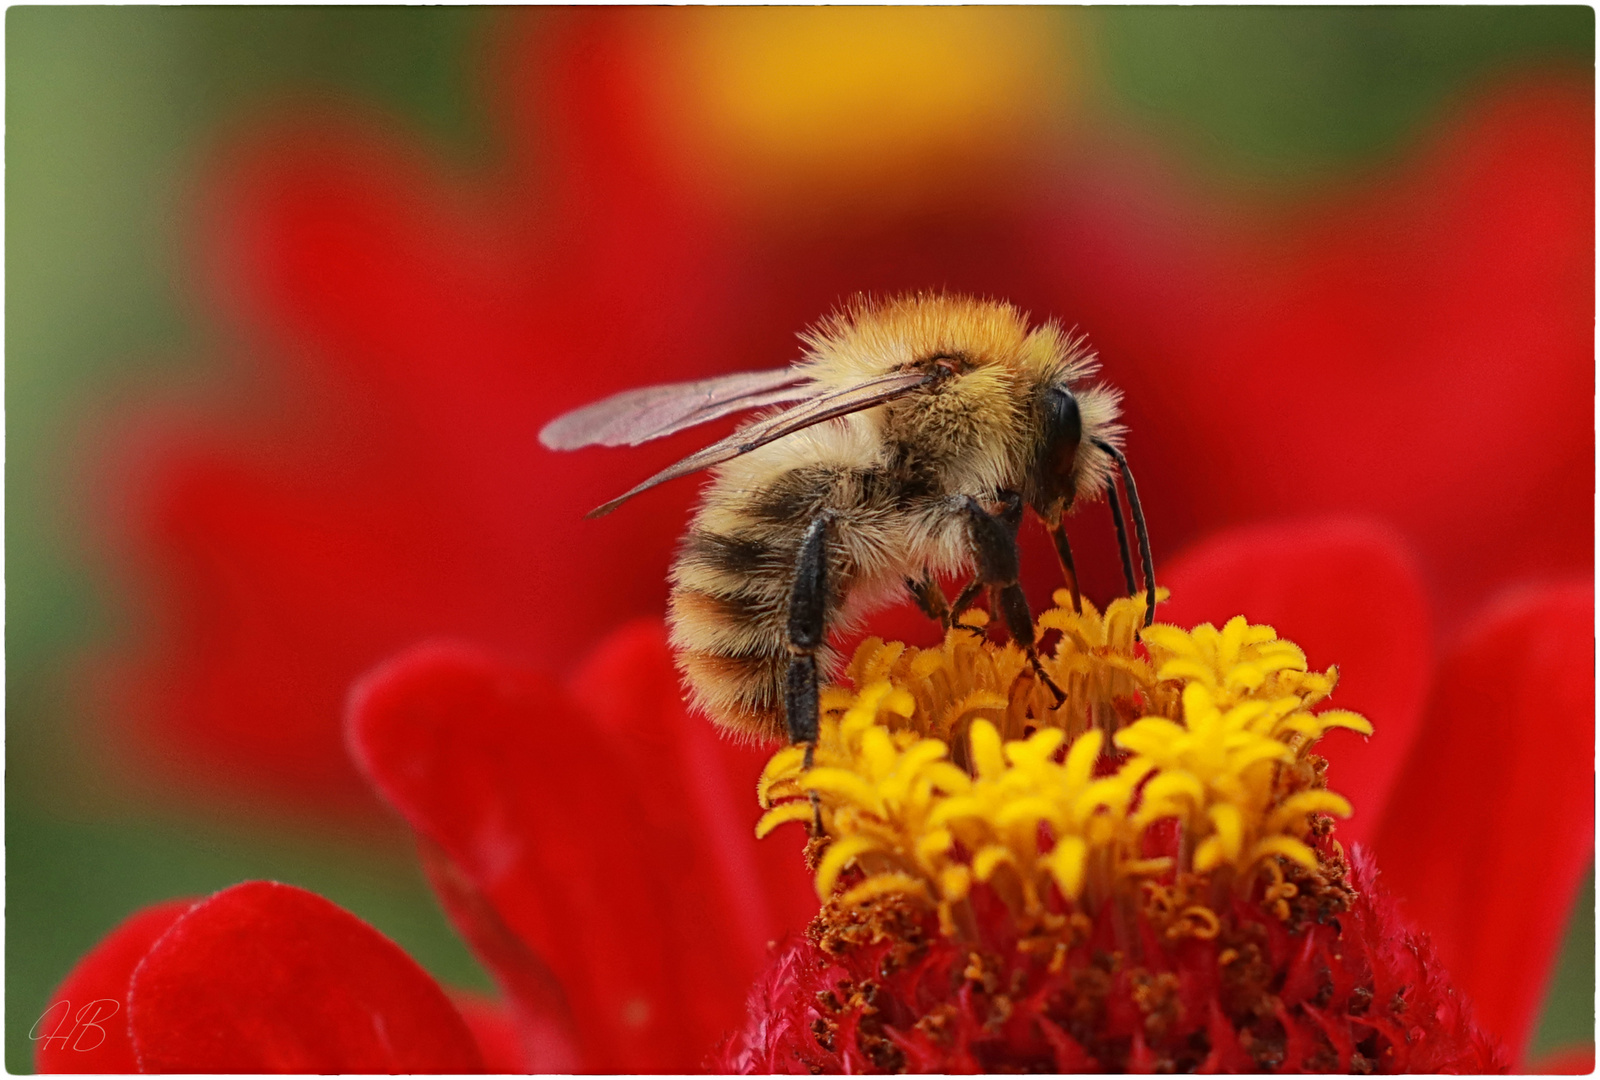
(42, 523), (1590, 1071)
(721, 591), (1495, 1072)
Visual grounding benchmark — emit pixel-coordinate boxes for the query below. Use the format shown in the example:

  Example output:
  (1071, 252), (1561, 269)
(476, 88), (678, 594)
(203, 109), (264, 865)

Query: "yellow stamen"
(838, 872), (931, 909)
(814, 834), (878, 898)
(755, 801), (816, 838)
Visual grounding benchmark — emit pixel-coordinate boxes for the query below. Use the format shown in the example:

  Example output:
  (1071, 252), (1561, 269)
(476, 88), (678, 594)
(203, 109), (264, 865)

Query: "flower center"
(757, 590), (1372, 942)
(731, 592), (1506, 1074)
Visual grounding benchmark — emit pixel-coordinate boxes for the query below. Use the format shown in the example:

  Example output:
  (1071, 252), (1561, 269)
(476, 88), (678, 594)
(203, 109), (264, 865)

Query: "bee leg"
(947, 577), (987, 639)
(996, 489), (1026, 530)
(904, 571), (951, 625)
(992, 582), (1068, 707)
(909, 571), (987, 638)
(787, 512), (833, 834)
(957, 495), (1067, 706)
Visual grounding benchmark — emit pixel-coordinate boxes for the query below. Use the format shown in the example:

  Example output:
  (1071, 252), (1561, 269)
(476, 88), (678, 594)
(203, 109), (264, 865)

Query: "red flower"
(44, 523), (1590, 1071)
(93, 11), (1591, 822)
(716, 521), (1589, 1071)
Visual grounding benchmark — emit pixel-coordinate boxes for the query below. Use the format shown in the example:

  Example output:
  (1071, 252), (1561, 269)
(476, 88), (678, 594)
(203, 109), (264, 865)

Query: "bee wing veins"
(538, 367), (816, 451)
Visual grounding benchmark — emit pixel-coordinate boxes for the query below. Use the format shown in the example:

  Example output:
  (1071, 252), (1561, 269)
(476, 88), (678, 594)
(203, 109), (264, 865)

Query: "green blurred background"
(7, 7), (1592, 1070)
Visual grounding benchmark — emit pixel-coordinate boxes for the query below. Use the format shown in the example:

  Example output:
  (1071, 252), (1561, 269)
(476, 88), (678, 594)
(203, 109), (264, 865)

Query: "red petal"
(34, 899), (195, 1073)
(1156, 519), (1432, 845)
(418, 839), (581, 1073)
(348, 634), (811, 1072)
(1372, 581), (1594, 1057)
(569, 619), (817, 940)
(126, 881), (482, 1072)
(448, 991), (537, 1074)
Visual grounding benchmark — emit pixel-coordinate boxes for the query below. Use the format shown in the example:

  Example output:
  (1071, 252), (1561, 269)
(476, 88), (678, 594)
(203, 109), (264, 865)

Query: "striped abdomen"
(667, 467), (860, 742)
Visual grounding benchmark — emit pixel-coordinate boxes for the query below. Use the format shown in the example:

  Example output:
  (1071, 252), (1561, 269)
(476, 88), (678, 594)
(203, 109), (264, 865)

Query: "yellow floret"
(756, 591), (1368, 936)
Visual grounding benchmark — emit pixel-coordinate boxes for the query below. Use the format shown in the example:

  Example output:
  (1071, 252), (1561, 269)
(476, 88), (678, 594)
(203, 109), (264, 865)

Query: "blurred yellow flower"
(640, 7), (1084, 211)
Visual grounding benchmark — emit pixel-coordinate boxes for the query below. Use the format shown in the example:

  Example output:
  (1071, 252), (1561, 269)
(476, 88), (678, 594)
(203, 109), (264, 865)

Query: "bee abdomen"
(673, 646), (789, 742)
(669, 526), (830, 742)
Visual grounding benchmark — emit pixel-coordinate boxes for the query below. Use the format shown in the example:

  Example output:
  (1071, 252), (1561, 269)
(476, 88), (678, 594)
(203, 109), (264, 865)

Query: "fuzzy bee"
(540, 293), (1154, 751)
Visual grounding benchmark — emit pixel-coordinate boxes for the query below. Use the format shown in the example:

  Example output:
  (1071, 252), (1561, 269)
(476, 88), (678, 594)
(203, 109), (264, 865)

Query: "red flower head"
(715, 579), (1508, 1072)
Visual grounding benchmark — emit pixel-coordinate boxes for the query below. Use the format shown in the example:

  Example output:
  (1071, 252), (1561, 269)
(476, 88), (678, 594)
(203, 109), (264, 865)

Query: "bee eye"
(1027, 385), (1084, 513)
(1045, 387), (1082, 468)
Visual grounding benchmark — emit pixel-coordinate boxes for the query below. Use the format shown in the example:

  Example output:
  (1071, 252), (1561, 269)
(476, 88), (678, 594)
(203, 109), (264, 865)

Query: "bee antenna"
(1094, 440), (1157, 627)
(1104, 475), (1137, 599)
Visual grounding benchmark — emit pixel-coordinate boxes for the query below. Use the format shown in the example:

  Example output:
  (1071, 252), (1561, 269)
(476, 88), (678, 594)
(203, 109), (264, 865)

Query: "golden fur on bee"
(667, 292), (1124, 742)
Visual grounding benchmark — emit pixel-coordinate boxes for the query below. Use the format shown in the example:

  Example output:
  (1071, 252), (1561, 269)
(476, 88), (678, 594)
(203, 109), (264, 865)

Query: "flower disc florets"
(725, 592), (1505, 1073)
(758, 592), (1368, 927)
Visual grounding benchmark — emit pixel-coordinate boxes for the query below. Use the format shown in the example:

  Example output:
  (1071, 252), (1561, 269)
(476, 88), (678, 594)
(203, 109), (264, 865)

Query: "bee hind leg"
(956, 493), (1067, 707)
(786, 512), (833, 832)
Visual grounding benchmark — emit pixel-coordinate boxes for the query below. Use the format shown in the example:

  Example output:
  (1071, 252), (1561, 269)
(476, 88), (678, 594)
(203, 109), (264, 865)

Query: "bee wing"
(538, 367), (816, 450)
(587, 370), (935, 518)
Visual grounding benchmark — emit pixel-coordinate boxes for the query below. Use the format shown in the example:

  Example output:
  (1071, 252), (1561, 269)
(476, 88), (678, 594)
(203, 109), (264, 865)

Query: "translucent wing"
(539, 367), (815, 450)
(587, 370), (935, 518)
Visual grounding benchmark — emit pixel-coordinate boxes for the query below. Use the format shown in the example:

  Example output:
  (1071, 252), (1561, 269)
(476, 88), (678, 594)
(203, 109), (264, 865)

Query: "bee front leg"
(906, 571), (986, 638)
(947, 577), (987, 639)
(904, 571), (950, 626)
(787, 512), (833, 833)
(955, 493), (1067, 706)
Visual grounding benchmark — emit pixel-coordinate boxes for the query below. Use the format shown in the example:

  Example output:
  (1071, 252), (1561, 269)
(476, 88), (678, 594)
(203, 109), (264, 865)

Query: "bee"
(540, 293), (1154, 751)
